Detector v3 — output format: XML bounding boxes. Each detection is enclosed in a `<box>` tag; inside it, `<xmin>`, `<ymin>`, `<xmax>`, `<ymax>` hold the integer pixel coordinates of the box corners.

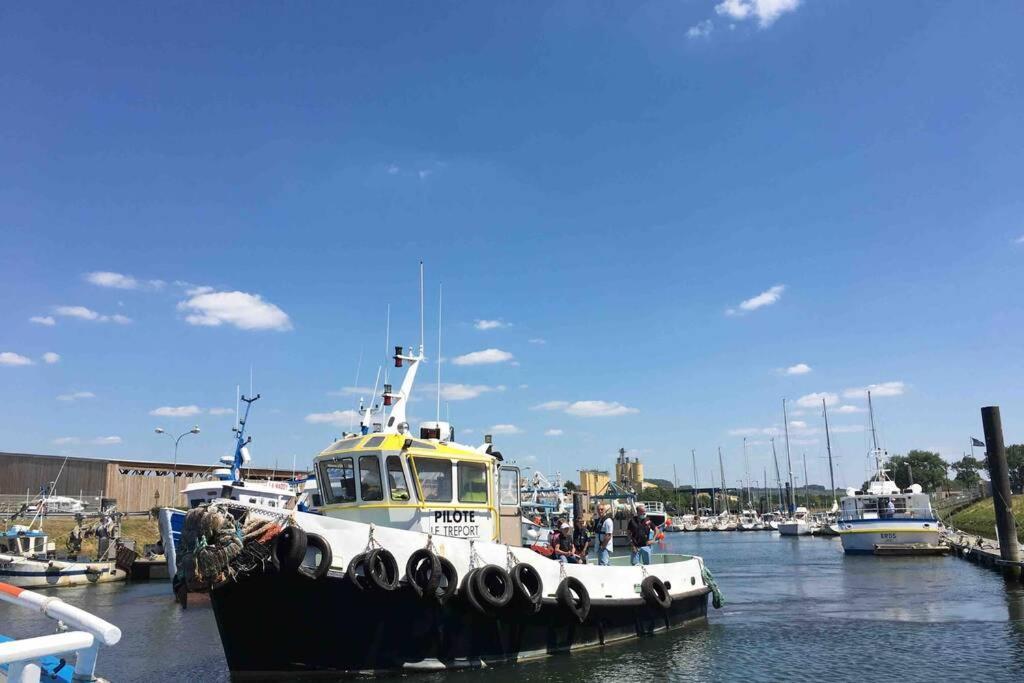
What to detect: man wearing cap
<box><xmin>551</xmin><ymin>519</ymin><xmax>577</xmax><ymax>563</ymax></box>
<box><xmin>628</xmin><ymin>503</ymin><xmax>653</xmax><ymax>565</ymax></box>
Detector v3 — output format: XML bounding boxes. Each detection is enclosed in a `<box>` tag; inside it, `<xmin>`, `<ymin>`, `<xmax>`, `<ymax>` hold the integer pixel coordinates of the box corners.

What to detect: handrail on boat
<box><xmin>0</xmin><ymin>582</ymin><xmax>121</xmax><ymax>683</ymax></box>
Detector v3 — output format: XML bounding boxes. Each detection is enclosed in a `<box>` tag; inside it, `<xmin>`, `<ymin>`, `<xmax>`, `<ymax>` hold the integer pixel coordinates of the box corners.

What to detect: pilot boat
<box><xmin>199</xmin><ymin>285</ymin><xmax>721</xmax><ymax>677</ymax></box>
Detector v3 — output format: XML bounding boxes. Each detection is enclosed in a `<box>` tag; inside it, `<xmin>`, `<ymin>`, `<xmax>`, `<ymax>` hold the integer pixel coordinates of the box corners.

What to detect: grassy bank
<box><xmin>948</xmin><ymin>495</ymin><xmax>1024</xmax><ymax>543</ymax></box>
<box><xmin>10</xmin><ymin>516</ymin><xmax>162</xmax><ymax>559</ymax></box>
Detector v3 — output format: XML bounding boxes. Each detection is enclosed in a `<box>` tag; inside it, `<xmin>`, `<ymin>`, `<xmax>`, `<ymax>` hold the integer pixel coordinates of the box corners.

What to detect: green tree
<box><xmin>563</xmin><ymin>480</ymin><xmax>577</xmax><ymax>492</ymax></box>
<box><xmin>951</xmin><ymin>456</ymin><xmax>983</xmax><ymax>489</ymax></box>
<box><xmin>1006</xmin><ymin>445</ymin><xmax>1024</xmax><ymax>493</ymax></box>
<box><xmin>900</xmin><ymin>450</ymin><xmax>950</xmax><ymax>492</ymax></box>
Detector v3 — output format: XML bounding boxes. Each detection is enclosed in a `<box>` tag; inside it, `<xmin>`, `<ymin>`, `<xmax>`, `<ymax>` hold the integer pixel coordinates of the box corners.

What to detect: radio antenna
<box><xmin>419</xmin><ymin>260</ymin><xmax>425</xmax><ymax>356</ymax></box>
<box><xmin>436</xmin><ymin>283</ymin><xmax>442</xmax><ymax>424</ymax></box>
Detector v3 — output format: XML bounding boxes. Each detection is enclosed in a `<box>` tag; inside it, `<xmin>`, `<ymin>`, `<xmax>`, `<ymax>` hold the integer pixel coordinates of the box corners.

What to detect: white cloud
<box><xmin>328</xmin><ymin>386</ymin><xmax>375</xmax><ymax>397</ymax></box>
<box><xmin>842</xmin><ymin>381</ymin><xmax>905</xmax><ymax>399</ymax></box>
<box><xmin>789</xmin><ymin>420</ymin><xmax>807</xmax><ymax>429</ymax></box>
<box><xmin>57</xmin><ymin>391</ymin><xmax>95</xmax><ymax>402</ymax></box>
<box><xmin>30</xmin><ymin>316</ymin><xmax>55</xmax><ymax>326</ymax></box>
<box><xmin>829</xmin><ymin>425</ymin><xmax>865</xmax><ymax>434</ymax></box>
<box><xmin>532</xmin><ymin>400</ymin><xmax>569</xmax><ymax>411</ymax></box>
<box><xmin>834</xmin><ymin>404</ymin><xmax>865</xmax><ymax>414</ymax></box>
<box><xmin>715</xmin><ymin>0</ymin><xmax>801</xmax><ymax>27</ymax></box>
<box><xmin>795</xmin><ymin>392</ymin><xmax>839</xmax><ymax>408</ymax></box>
<box><xmin>53</xmin><ymin>437</ymin><xmax>79</xmax><ymax>445</ymax></box>
<box><xmin>1015</xmin><ymin>235</ymin><xmax>1024</xmax><ymax>244</ymax></box>
<box><xmin>387</xmin><ymin>164</ymin><xmax>400</xmax><ymax>175</ymax></box>
<box><xmin>545</xmin><ymin>429</ymin><xmax>564</xmax><ymax>436</ymax></box>
<box><xmin>518</xmin><ymin>384</ymin><xmax>529</xmax><ymax>389</ymax></box>
<box><xmin>418</xmin><ymin>169</ymin><xmax>432</xmax><ymax>180</ymax></box>
<box><xmin>177</xmin><ymin>290</ymin><xmax>292</xmax><ymax>331</ymax></box>
<box><xmin>92</xmin><ymin>436</ymin><xmax>122</xmax><ymax>445</ymax></box>
<box><xmin>785</xmin><ymin>363</ymin><xmax>812</xmax><ymax>375</ymax></box>
<box><xmin>687</xmin><ymin>19</ymin><xmax>713</xmax><ymax>38</ymax></box>
<box><xmin>42</xmin><ymin>352</ymin><xmax>60</xmax><ymax>364</ymax></box>
<box><xmin>728</xmin><ymin>427</ymin><xmax>760</xmax><ymax>436</ymax></box>
<box><xmin>565</xmin><ymin>400</ymin><xmax>639</xmax><ymax>418</ymax></box>
<box><xmin>0</xmin><ymin>352</ymin><xmax>34</xmax><ymax>366</ymax></box>
<box><xmin>304</xmin><ymin>409</ymin><xmax>361</xmax><ymax>426</ymax></box>
<box><xmin>85</xmin><ymin>271</ymin><xmax>139</xmax><ymax>289</ymax></box>
<box><xmin>489</xmin><ymin>424</ymin><xmax>522</xmax><ymax>435</ymax></box>
<box><xmin>53</xmin><ymin>306</ymin><xmax>131</xmax><ymax>324</ymax></box>
<box><xmin>528</xmin><ymin>338</ymin><xmax>546</xmax><ymax>345</ymax></box>
<box><xmin>451</xmin><ymin>348</ymin><xmax>514</xmax><ymax>366</ymax></box>
<box><xmin>726</xmin><ymin>284</ymin><xmax>785</xmax><ymax>316</ymax></box>
<box><xmin>208</xmin><ymin>407</ymin><xmax>234</xmax><ymax>415</ymax></box>
<box><xmin>474</xmin><ymin>319</ymin><xmax>510</xmax><ymax>331</ymax></box>
<box><xmin>437</xmin><ymin>383</ymin><xmax>505</xmax><ymax>401</ymax></box>
<box><xmin>149</xmin><ymin>405</ymin><xmax>202</xmax><ymax>417</ymax></box>
<box><xmin>789</xmin><ymin>438</ymin><xmax>818</xmax><ymax>446</ymax></box>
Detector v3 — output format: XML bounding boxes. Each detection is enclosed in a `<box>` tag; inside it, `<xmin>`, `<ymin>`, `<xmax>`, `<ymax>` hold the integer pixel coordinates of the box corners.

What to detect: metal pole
<box><xmin>783</xmin><ymin>399</ymin><xmax>795</xmax><ymax>515</ymax></box>
<box><xmin>980</xmin><ymin>406</ymin><xmax>1021</xmax><ymax>574</ymax></box>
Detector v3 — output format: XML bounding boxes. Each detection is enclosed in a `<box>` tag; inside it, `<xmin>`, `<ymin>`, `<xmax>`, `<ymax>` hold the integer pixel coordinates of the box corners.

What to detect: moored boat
<box><xmin>0</xmin><ymin>526</ymin><xmax>125</xmax><ymax>589</ymax></box>
<box><xmin>777</xmin><ymin>507</ymin><xmax>812</xmax><ymax>536</ymax></box>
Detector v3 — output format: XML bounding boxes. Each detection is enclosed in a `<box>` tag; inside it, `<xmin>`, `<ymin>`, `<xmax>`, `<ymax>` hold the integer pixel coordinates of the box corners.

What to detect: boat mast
<box><xmin>783</xmin><ymin>399</ymin><xmax>795</xmax><ymax>514</ymax></box>
<box><xmin>801</xmin><ymin>451</ymin><xmax>809</xmax><ymax>509</ymax></box>
<box><xmin>771</xmin><ymin>437</ymin><xmax>784</xmax><ymax>513</ymax></box>
<box><xmin>718</xmin><ymin>447</ymin><xmax>728</xmax><ymax>515</ymax></box>
<box><xmin>436</xmin><ymin>283</ymin><xmax>442</xmax><ymax>424</ymax></box>
<box><xmin>743</xmin><ymin>436</ymin><xmax>750</xmax><ymax>509</ymax></box>
<box><xmin>868</xmin><ymin>389</ymin><xmax>879</xmax><ymax>451</ymax></box>
<box><xmin>823</xmin><ymin>398</ymin><xmax>837</xmax><ymax>507</ymax></box>
<box><xmin>691</xmin><ymin>449</ymin><xmax>699</xmax><ymax>516</ymax></box>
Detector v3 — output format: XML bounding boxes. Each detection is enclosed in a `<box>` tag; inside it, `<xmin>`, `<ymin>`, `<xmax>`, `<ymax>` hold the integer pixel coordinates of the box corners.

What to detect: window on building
<box><xmin>359</xmin><ymin>456</ymin><xmax>383</xmax><ymax>501</ymax></box>
<box><xmin>413</xmin><ymin>458</ymin><xmax>452</xmax><ymax>502</ymax></box>
<box><xmin>322</xmin><ymin>457</ymin><xmax>356</xmax><ymax>503</ymax></box>
<box><xmin>386</xmin><ymin>456</ymin><xmax>411</xmax><ymax>501</ymax></box>
<box><xmin>458</xmin><ymin>462</ymin><xmax>488</xmax><ymax>503</ymax></box>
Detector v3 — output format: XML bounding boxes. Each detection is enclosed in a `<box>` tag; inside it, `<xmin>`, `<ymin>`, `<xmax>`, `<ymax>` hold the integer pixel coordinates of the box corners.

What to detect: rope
<box><xmin>505</xmin><ymin>545</ymin><xmax>519</xmax><ymax>572</ymax></box>
<box><xmin>424</xmin><ymin>533</ymin><xmax>435</xmax><ymax>553</ymax></box>
<box><xmin>559</xmin><ymin>559</ymin><xmax>567</xmax><ymax>580</ymax></box>
<box><xmin>468</xmin><ymin>540</ymin><xmax>483</xmax><ymax>570</ymax></box>
<box><xmin>701</xmin><ymin>563</ymin><xmax>724</xmax><ymax>609</ymax></box>
<box><xmin>364</xmin><ymin>523</ymin><xmax>383</xmax><ymax>552</ymax></box>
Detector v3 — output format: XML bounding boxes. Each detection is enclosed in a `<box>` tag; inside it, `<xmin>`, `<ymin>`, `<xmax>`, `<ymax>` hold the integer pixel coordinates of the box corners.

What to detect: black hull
<box><xmin>210</xmin><ymin>571</ymin><xmax>709</xmax><ymax>678</ymax></box>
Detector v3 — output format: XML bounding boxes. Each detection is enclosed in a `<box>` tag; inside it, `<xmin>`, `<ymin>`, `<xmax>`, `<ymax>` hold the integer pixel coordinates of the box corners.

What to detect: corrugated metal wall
<box><xmin>0</xmin><ymin>452</ymin><xmax>108</xmax><ymax>499</ymax></box>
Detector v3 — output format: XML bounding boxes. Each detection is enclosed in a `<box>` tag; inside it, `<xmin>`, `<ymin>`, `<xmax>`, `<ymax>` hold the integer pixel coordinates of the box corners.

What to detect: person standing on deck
<box><xmin>628</xmin><ymin>503</ymin><xmax>653</xmax><ymax>565</ymax></box>
<box><xmin>552</xmin><ymin>521</ymin><xmax>576</xmax><ymax>563</ymax></box>
<box><xmin>596</xmin><ymin>504</ymin><xmax>614</xmax><ymax>566</ymax></box>
<box><xmin>572</xmin><ymin>517</ymin><xmax>592</xmax><ymax>564</ymax></box>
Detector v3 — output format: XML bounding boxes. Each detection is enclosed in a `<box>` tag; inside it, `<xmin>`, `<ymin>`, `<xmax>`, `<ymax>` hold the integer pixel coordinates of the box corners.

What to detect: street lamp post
<box><xmin>154</xmin><ymin>425</ymin><xmax>201</xmax><ymax>477</ymax></box>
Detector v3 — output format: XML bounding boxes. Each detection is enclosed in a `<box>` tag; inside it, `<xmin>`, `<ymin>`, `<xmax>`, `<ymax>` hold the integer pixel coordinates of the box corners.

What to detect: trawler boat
<box><xmin>197</xmin><ymin>283</ymin><xmax>720</xmax><ymax>677</ymax></box>
<box><xmin>157</xmin><ymin>394</ymin><xmax>297</xmax><ymax>579</ymax></box>
<box><xmin>0</xmin><ymin>526</ymin><xmax>124</xmax><ymax>589</ymax></box>
<box><xmin>837</xmin><ymin>452</ymin><xmax>939</xmax><ymax>553</ymax></box>
<box><xmin>777</xmin><ymin>507</ymin><xmax>812</xmax><ymax>536</ymax></box>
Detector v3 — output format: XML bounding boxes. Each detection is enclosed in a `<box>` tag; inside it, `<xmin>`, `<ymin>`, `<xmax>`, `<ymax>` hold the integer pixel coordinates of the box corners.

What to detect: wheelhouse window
<box><xmin>359</xmin><ymin>455</ymin><xmax>383</xmax><ymax>501</ymax></box>
<box><xmin>413</xmin><ymin>458</ymin><xmax>452</xmax><ymax>502</ymax></box>
<box><xmin>458</xmin><ymin>462</ymin><xmax>488</xmax><ymax>503</ymax></box>
<box><xmin>322</xmin><ymin>457</ymin><xmax>356</xmax><ymax>503</ymax></box>
<box><xmin>499</xmin><ymin>467</ymin><xmax>520</xmax><ymax>506</ymax></box>
<box><xmin>386</xmin><ymin>456</ymin><xmax>411</xmax><ymax>501</ymax></box>
<box><xmin>364</xmin><ymin>436</ymin><xmax>386</xmax><ymax>448</ymax></box>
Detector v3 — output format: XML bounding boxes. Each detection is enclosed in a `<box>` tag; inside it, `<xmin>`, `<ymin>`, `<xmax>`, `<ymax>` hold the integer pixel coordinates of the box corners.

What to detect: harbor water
<box><xmin>2</xmin><ymin>532</ymin><xmax>1023</xmax><ymax>681</ymax></box>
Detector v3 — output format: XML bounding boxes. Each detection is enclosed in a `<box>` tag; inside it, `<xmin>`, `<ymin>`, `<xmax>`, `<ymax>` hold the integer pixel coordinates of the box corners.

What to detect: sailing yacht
<box><xmin>777</xmin><ymin>506</ymin><xmax>812</xmax><ymax>536</ymax></box>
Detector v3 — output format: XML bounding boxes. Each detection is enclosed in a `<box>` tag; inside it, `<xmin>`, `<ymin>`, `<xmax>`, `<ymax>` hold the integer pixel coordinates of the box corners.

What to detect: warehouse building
<box><xmin>0</xmin><ymin>451</ymin><xmax>297</xmax><ymax>513</ymax></box>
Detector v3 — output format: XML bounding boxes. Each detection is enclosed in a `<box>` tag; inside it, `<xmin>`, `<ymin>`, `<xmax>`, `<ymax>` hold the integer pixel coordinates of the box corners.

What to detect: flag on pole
<box><xmin>971</xmin><ymin>437</ymin><xmax>985</xmax><ymax>448</ymax></box>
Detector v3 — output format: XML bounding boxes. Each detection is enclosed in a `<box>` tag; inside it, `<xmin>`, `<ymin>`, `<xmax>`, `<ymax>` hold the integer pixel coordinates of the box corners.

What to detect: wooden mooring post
<box><xmin>981</xmin><ymin>406</ymin><xmax>1022</xmax><ymax>579</ymax></box>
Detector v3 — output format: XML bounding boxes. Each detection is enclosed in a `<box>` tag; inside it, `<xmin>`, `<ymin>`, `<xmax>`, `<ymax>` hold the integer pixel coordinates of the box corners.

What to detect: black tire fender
<box><xmin>641</xmin><ymin>575</ymin><xmax>672</xmax><ymax>610</ymax></box>
<box><xmin>459</xmin><ymin>568</ymin><xmax>487</xmax><ymax>614</ymax></box>
<box><xmin>347</xmin><ymin>552</ymin><xmax>369</xmax><ymax>590</ymax></box>
<box><xmin>405</xmin><ymin>548</ymin><xmax>442</xmax><ymax>598</ymax></box>
<box><xmin>511</xmin><ymin>563</ymin><xmax>543</xmax><ymax>611</ymax></box>
<box><xmin>298</xmin><ymin>533</ymin><xmax>332</xmax><ymax>580</ymax></box>
<box><xmin>434</xmin><ymin>556</ymin><xmax>458</xmax><ymax>604</ymax></box>
<box><xmin>473</xmin><ymin>564</ymin><xmax>513</xmax><ymax>609</ymax></box>
<box><xmin>556</xmin><ymin>576</ymin><xmax>590</xmax><ymax>623</ymax></box>
<box><xmin>366</xmin><ymin>548</ymin><xmax>400</xmax><ymax>591</ymax></box>
<box><xmin>275</xmin><ymin>525</ymin><xmax>308</xmax><ymax>574</ymax></box>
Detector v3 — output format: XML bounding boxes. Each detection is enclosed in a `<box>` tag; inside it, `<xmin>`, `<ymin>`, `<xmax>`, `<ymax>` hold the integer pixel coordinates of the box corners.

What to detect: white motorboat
<box><xmin>837</xmin><ymin>392</ymin><xmax>941</xmax><ymax>554</ymax></box>
<box><xmin>0</xmin><ymin>526</ymin><xmax>125</xmax><ymax>589</ymax></box>
<box><xmin>737</xmin><ymin>509</ymin><xmax>761</xmax><ymax>531</ymax></box>
<box><xmin>777</xmin><ymin>507</ymin><xmax>813</xmax><ymax>536</ymax></box>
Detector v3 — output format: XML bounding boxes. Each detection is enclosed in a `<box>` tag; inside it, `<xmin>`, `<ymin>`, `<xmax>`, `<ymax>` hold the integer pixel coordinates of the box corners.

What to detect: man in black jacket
<box><xmin>627</xmin><ymin>503</ymin><xmax>652</xmax><ymax>565</ymax></box>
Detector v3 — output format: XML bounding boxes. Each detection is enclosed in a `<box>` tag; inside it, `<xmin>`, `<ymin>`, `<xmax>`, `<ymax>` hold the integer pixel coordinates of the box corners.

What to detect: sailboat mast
<box><xmin>771</xmin><ymin>437</ymin><xmax>783</xmax><ymax>512</ymax></box>
<box><xmin>718</xmin><ymin>447</ymin><xmax>728</xmax><ymax>515</ymax></box>
<box><xmin>691</xmin><ymin>449</ymin><xmax>699</xmax><ymax>516</ymax></box>
<box><xmin>801</xmin><ymin>451</ymin><xmax>809</xmax><ymax>509</ymax></box>
<box><xmin>823</xmin><ymin>398</ymin><xmax>837</xmax><ymax>505</ymax></box>
<box><xmin>743</xmin><ymin>436</ymin><xmax>750</xmax><ymax>508</ymax></box>
<box><xmin>783</xmin><ymin>399</ymin><xmax>795</xmax><ymax>513</ymax></box>
<box><xmin>868</xmin><ymin>389</ymin><xmax>879</xmax><ymax>451</ymax></box>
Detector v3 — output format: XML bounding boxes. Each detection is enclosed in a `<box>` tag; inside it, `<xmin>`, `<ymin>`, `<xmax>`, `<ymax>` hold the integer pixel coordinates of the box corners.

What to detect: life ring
<box><xmin>275</xmin><ymin>526</ymin><xmax>308</xmax><ymax>573</ymax></box>
<box><xmin>556</xmin><ymin>576</ymin><xmax>590</xmax><ymax>623</ymax></box>
<box><xmin>473</xmin><ymin>565</ymin><xmax>513</xmax><ymax>609</ymax></box>
<box><xmin>406</xmin><ymin>548</ymin><xmax>442</xmax><ymax>598</ymax></box>
<box><xmin>641</xmin><ymin>575</ymin><xmax>672</xmax><ymax>610</ymax></box>
<box><xmin>434</xmin><ymin>556</ymin><xmax>458</xmax><ymax>604</ymax></box>
<box><xmin>298</xmin><ymin>533</ymin><xmax>332</xmax><ymax>580</ymax></box>
<box><xmin>366</xmin><ymin>548</ymin><xmax>400</xmax><ymax>591</ymax></box>
<box><xmin>511</xmin><ymin>563</ymin><xmax>543</xmax><ymax>611</ymax></box>
<box><xmin>459</xmin><ymin>568</ymin><xmax>487</xmax><ymax>614</ymax></box>
<box><xmin>347</xmin><ymin>552</ymin><xmax>369</xmax><ymax>590</ymax></box>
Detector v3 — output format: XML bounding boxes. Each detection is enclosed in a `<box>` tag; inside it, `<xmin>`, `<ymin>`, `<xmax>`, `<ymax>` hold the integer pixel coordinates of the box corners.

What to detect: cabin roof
<box><xmin>316</xmin><ymin>433</ymin><xmax>493</xmax><ymax>463</ymax></box>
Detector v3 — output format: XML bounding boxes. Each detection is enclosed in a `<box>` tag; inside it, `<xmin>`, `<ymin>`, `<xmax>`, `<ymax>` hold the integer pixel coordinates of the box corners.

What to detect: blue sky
<box><xmin>2</xmin><ymin>1</ymin><xmax>1022</xmax><ymax>491</ymax></box>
